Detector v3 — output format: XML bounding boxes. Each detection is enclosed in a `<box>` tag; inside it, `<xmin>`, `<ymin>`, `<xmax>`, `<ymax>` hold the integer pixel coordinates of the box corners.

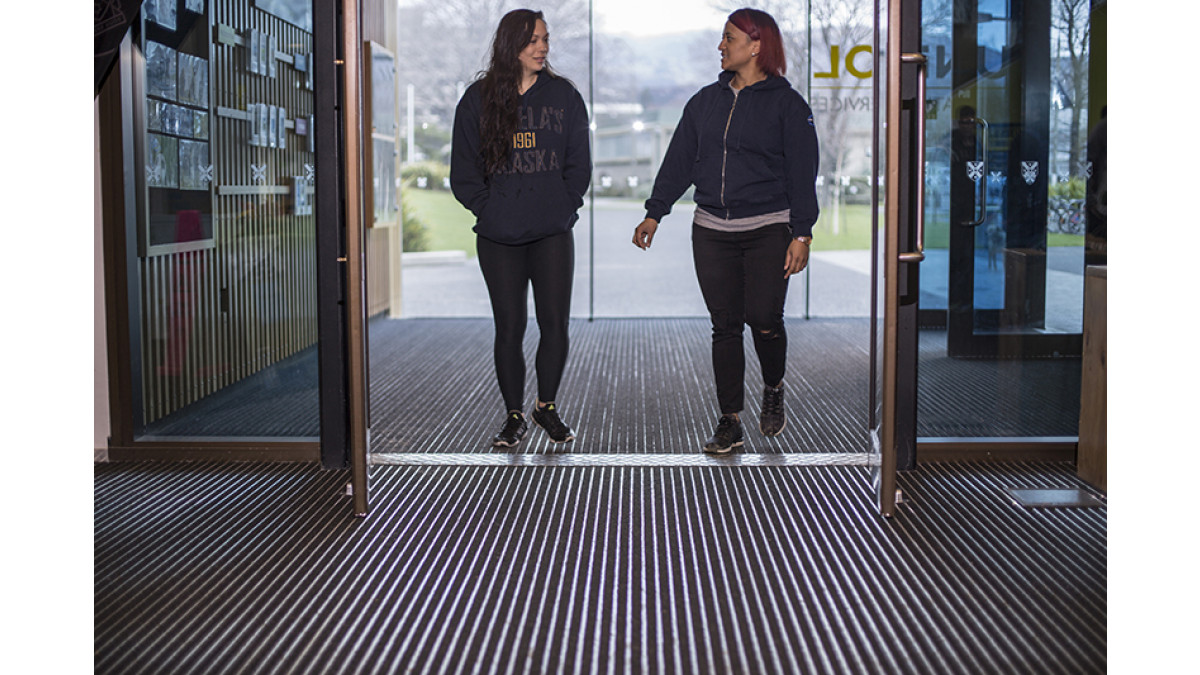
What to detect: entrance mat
<box><xmin>1006</xmin><ymin>487</ymin><xmax>1106</xmax><ymax>508</ymax></box>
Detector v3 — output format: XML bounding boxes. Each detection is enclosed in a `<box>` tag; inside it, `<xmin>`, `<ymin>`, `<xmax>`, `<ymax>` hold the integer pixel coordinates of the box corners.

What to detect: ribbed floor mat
<box><xmin>367</xmin><ymin>317</ymin><xmax>872</xmax><ymax>454</ymax></box>
<box><xmin>95</xmin><ymin>460</ymin><xmax>1105</xmax><ymax>674</ymax></box>
<box><xmin>140</xmin><ymin>318</ymin><xmax>1081</xmax><ymax>445</ymax></box>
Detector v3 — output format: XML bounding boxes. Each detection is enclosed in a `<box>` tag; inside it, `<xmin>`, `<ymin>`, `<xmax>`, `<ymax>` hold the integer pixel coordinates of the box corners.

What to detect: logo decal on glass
<box><xmin>1085</xmin><ymin>161</ymin><xmax>1093</xmax><ymax>179</ymax></box>
<box><xmin>200</xmin><ymin>164</ymin><xmax>213</xmax><ymax>184</ymax></box>
<box><xmin>304</xmin><ymin>163</ymin><xmax>315</xmax><ymax>184</ymax></box>
<box><xmin>1021</xmin><ymin>161</ymin><xmax>1039</xmax><ymax>185</ymax></box>
<box><xmin>967</xmin><ymin>161</ymin><xmax>984</xmax><ymax>182</ymax></box>
<box><xmin>251</xmin><ymin>163</ymin><xmax>268</xmax><ymax>184</ymax></box>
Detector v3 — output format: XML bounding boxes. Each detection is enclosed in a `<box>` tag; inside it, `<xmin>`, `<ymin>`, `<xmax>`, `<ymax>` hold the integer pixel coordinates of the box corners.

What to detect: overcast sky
<box><xmin>594</xmin><ymin>0</ymin><xmax>727</xmax><ymax>37</ymax></box>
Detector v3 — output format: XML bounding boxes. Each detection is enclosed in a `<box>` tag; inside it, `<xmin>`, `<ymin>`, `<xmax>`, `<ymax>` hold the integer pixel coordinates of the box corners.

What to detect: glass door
<box><xmin>98</xmin><ymin>0</ymin><xmax>369</xmax><ymax>506</ymax></box>
<box><xmin>922</xmin><ymin>0</ymin><xmax>1098</xmax><ymax>358</ymax></box>
<box><xmin>105</xmin><ymin>0</ymin><xmax>325</xmax><ymax>447</ymax></box>
<box><xmin>917</xmin><ymin>0</ymin><xmax>1104</xmax><ymax>438</ymax></box>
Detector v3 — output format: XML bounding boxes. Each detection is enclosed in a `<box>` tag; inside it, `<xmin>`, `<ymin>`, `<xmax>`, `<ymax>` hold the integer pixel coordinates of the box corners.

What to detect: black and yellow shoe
<box><xmin>532</xmin><ymin>402</ymin><xmax>575</xmax><ymax>443</ymax></box>
<box><xmin>492</xmin><ymin>411</ymin><xmax>529</xmax><ymax>448</ymax></box>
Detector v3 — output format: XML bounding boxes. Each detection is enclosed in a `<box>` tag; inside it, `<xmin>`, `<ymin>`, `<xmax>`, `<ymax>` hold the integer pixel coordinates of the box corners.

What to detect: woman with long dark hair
<box><xmin>632</xmin><ymin>8</ymin><xmax>820</xmax><ymax>454</ymax></box>
<box><xmin>451</xmin><ymin>9</ymin><xmax>591</xmax><ymax>448</ymax></box>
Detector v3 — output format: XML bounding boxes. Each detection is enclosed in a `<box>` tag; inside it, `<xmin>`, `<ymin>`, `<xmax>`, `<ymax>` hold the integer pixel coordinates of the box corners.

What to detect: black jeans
<box><xmin>476</xmin><ymin>230</ymin><xmax>574</xmax><ymax>412</ymax></box>
<box><xmin>692</xmin><ymin>222</ymin><xmax>792</xmax><ymax>415</ymax></box>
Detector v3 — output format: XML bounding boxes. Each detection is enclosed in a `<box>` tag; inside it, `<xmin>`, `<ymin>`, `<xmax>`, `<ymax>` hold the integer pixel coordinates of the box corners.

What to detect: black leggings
<box><xmin>476</xmin><ymin>231</ymin><xmax>574</xmax><ymax>412</ymax></box>
<box><xmin>692</xmin><ymin>222</ymin><xmax>792</xmax><ymax>415</ymax></box>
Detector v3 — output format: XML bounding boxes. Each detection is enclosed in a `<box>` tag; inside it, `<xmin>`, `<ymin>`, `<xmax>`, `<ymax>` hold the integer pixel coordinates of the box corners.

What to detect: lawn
<box><xmin>401</xmin><ymin>189</ymin><xmax>1084</xmax><ymax>255</ymax></box>
<box><xmin>401</xmin><ymin>187</ymin><xmax>478</xmax><ymax>255</ymax></box>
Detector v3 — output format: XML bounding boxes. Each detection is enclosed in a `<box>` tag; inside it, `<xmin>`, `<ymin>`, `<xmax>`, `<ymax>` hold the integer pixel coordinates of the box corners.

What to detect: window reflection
<box><xmin>130</xmin><ymin>0</ymin><xmax>319</xmax><ymax>437</ymax></box>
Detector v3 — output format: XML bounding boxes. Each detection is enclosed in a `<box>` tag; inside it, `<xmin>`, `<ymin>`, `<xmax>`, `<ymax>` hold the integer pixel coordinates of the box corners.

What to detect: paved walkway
<box><xmin>398</xmin><ymin>197</ymin><xmax>1083</xmax><ymax>331</ymax></box>
<box><xmin>399</xmin><ymin>198</ymin><xmax>875</xmax><ymax>319</ymax></box>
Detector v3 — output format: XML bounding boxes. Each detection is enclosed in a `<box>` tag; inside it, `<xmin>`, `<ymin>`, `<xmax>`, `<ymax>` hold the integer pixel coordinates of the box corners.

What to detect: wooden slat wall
<box><xmin>362</xmin><ymin>0</ymin><xmax>397</xmax><ymax>48</ymax></box>
<box><xmin>140</xmin><ymin>1</ymin><xmax>317</xmax><ymax>424</ymax></box>
<box><xmin>363</xmin><ymin>0</ymin><xmax>397</xmax><ymax>319</ymax></box>
<box><xmin>367</xmin><ymin>227</ymin><xmax>391</xmax><ymax>317</ymax></box>
<box><xmin>139</xmin><ymin>0</ymin><xmax>399</xmax><ymax>425</ymax></box>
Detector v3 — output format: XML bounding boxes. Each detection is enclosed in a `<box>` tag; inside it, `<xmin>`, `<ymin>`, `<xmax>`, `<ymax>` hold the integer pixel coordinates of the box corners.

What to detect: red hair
<box><xmin>728</xmin><ymin>8</ymin><xmax>786</xmax><ymax>77</ymax></box>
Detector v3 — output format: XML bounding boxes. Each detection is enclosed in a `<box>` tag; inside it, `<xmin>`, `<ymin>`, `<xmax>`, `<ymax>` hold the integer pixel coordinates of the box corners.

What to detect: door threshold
<box><xmin>370</xmin><ymin>452</ymin><xmax>880</xmax><ymax>467</ymax></box>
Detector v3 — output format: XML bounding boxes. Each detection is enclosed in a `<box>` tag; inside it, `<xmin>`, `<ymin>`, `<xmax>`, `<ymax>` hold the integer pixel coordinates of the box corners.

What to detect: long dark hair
<box><xmin>478</xmin><ymin>9</ymin><xmax>558</xmax><ymax>174</ymax></box>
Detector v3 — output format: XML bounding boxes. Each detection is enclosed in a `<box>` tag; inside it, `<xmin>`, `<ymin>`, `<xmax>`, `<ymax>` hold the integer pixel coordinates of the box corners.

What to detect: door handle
<box><xmin>963</xmin><ymin>115</ymin><xmax>989</xmax><ymax>227</ymax></box>
<box><xmin>900</xmin><ymin>53</ymin><xmax>927</xmax><ymax>263</ymax></box>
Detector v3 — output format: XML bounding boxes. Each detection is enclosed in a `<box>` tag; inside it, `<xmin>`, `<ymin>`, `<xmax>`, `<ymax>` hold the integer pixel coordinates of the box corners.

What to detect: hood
<box><xmin>523</xmin><ymin>70</ymin><xmax>554</xmax><ymax>97</ymax></box>
<box><xmin>717</xmin><ymin>70</ymin><xmax>792</xmax><ymax>91</ymax></box>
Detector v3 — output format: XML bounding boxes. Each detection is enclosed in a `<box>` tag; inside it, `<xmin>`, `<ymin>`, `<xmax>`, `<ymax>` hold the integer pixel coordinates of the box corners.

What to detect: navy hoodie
<box><xmin>644</xmin><ymin>71</ymin><xmax>819</xmax><ymax>237</ymax></box>
<box><xmin>450</xmin><ymin>72</ymin><xmax>591</xmax><ymax>245</ymax></box>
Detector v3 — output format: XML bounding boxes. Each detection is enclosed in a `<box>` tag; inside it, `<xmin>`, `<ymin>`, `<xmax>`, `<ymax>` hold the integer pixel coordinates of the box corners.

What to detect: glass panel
<box><xmin>127</xmin><ymin>0</ymin><xmax>320</xmax><ymax>439</ymax></box>
<box><xmin>587</xmin><ymin>1</ymin><xmax>878</xmax><ymax>320</ymax></box>
<box><xmin>388</xmin><ymin>0</ymin><xmax>881</xmax><ymax>455</ymax></box>
<box><xmin>587</xmin><ymin>0</ymin><xmax>727</xmax><ymax>317</ymax></box>
<box><xmin>394</xmin><ymin>1</ymin><xmax>883</xmax><ymax>323</ymax></box>
<box><xmin>917</xmin><ymin>0</ymin><xmax>1103</xmax><ymax>437</ymax></box>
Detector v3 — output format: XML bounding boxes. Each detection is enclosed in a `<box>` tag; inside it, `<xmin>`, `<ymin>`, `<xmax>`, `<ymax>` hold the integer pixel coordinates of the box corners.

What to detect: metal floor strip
<box><xmin>370</xmin><ymin>452</ymin><xmax>880</xmax><ymax>467</ymax></box>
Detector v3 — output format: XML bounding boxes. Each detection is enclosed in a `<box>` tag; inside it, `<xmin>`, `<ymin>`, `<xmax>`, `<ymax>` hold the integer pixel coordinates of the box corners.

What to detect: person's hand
<box><xmin>784</xmin><ymin>238</ymin><xmax>810</xmax><ymax>278</ymax></box>
<box><xmin>633</xmin><ymin>218</ymin><xmax>659</xmax><ymax>250</ymax></box>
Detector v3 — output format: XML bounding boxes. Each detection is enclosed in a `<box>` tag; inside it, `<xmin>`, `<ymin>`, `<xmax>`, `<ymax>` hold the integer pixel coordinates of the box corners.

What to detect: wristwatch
<box><xmin>795</xmin><ymin>236</ymin><xmax>812</xmax><ymax>245</ymax></box>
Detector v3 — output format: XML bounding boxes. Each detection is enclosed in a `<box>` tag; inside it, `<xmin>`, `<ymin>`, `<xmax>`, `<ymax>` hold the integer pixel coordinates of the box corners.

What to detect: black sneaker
<box><xmin>703</xmin><ymin>415</ymin><xmax>744</xmax><ymax>454</ymax></box>
<box><xmin>532</xmin><ymin>402</ymin><xmax>575</xmax><ymax>443</ymax></box>
<box><xmin>492</xmin><ymin>411</ymin><xmax>528</xmax><ymax>448</ymax></box>
<box><xmin>760</xmin><ymin>384</ymin><xmax>786</xmax><ymax>436</ymax></box>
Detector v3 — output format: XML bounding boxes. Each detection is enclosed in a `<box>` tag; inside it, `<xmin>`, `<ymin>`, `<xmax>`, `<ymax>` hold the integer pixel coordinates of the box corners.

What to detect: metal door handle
<box><xmin>964</xmin><ymin>116</ymin><xmax>989</xmax><ymax>227</ymax></box>
<box><xmin>900</xmin><ymin>53</ymin><xmax>927</xmax><ymax>263</ymax></box>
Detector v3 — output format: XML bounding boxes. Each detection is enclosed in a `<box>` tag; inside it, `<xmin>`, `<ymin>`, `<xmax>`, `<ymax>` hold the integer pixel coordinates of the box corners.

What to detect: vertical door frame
<box><xmin>338</xmin><ymin>0</ymin><xmax>371</xmax><ymax>516</ymax></box>
<box><xmin>881</xmin><ymin>0</ymin><xmax>926</xmax><ymax>516</ymax></box>
<box><xmin>99</xmin><ymin>32</ymin><xmax>141</xmax><ymax>452</ymax></box>
<box><xmin>315</xmin><ymin>0</ymin><xmax>350</xmax><ymax>470</ymax></box>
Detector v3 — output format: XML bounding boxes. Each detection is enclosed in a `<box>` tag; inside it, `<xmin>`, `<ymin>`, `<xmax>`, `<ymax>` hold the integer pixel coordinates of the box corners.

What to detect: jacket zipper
<box><xmin>720</xmin><ymin>90</ymin><xmax>739</xmax><ymax>216</ymax></box>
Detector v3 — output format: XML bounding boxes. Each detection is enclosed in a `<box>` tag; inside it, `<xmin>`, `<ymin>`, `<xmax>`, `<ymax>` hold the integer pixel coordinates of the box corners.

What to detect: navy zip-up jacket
<box><xmin>451</xmin><ymin>72</ymin><xmax>591</xmax><ymax>245</ymax></box>
<box><xmin>644</xmin><ymin>71</ymin><xmax>819</xmax><ymax>238</ymax></box>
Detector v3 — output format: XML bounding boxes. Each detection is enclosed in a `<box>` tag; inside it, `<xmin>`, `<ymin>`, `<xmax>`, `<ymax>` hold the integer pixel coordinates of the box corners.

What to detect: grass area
<box><xmin>401</xmin><ymin>188</ymin><xmax>477</xmax><ymax>255</ymax></box>
<box><xmin>1048</xmin><ymin>233</ymin><xmax>1085</xmax><ymax>247</ymax></box>
<box><xmin>811</xmin><ymin>203</ymin><xmax>875</xmax><ymax>250</ymax></box>
<box><xmin>402</xmin><ymin>189</ymin><xmax>1084</xmax><ymax>255</ymax></box>
<box><xmin>810</xmin><ymin>204</ymin><xmax>1085</xmax><ymax>249</ymax></box>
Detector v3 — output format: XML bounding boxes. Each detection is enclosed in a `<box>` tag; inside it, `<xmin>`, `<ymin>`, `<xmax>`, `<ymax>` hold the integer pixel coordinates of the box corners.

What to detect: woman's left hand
<box><xmin>784</xmin><ymin>239</ymin><xmax>810</xmax><ymax>279</ymax></box>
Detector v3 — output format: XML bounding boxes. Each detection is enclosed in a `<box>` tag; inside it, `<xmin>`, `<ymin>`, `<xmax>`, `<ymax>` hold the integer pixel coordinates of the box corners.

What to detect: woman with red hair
<box><xmin>632</xmin><ymin>8</ymin><xmax>820</xmax><ymax>454</ymax></box>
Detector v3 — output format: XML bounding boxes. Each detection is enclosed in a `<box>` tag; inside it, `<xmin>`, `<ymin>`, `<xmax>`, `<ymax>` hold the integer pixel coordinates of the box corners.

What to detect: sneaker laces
<box><xmin>763</xmin><ymin>386</ymin><xmax>784</xmax><ymax>415</ymax></box>
<box><xmin>537</xmin><ymin>403</ymin><xmax>569</xmax><ymax>434</ymax></box>
<box><xmin>502</xmin><ymin>411</ymin><xmax>525</xmax><ymax>434</ymax></box>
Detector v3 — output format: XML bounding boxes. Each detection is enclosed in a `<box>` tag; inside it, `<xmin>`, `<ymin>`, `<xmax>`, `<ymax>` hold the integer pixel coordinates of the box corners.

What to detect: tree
<box><xmin>1051</xmin><ymin>0</ymin><xmax>1090</xmax><ymax>177</ymax></box>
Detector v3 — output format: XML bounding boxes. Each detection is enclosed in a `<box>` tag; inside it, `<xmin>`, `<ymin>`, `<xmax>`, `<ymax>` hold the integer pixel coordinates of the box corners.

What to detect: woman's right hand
<box><xmin>632</xmin><ymin>218</ymin><xmax>659</xmax><ymax>250</ymax></box>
